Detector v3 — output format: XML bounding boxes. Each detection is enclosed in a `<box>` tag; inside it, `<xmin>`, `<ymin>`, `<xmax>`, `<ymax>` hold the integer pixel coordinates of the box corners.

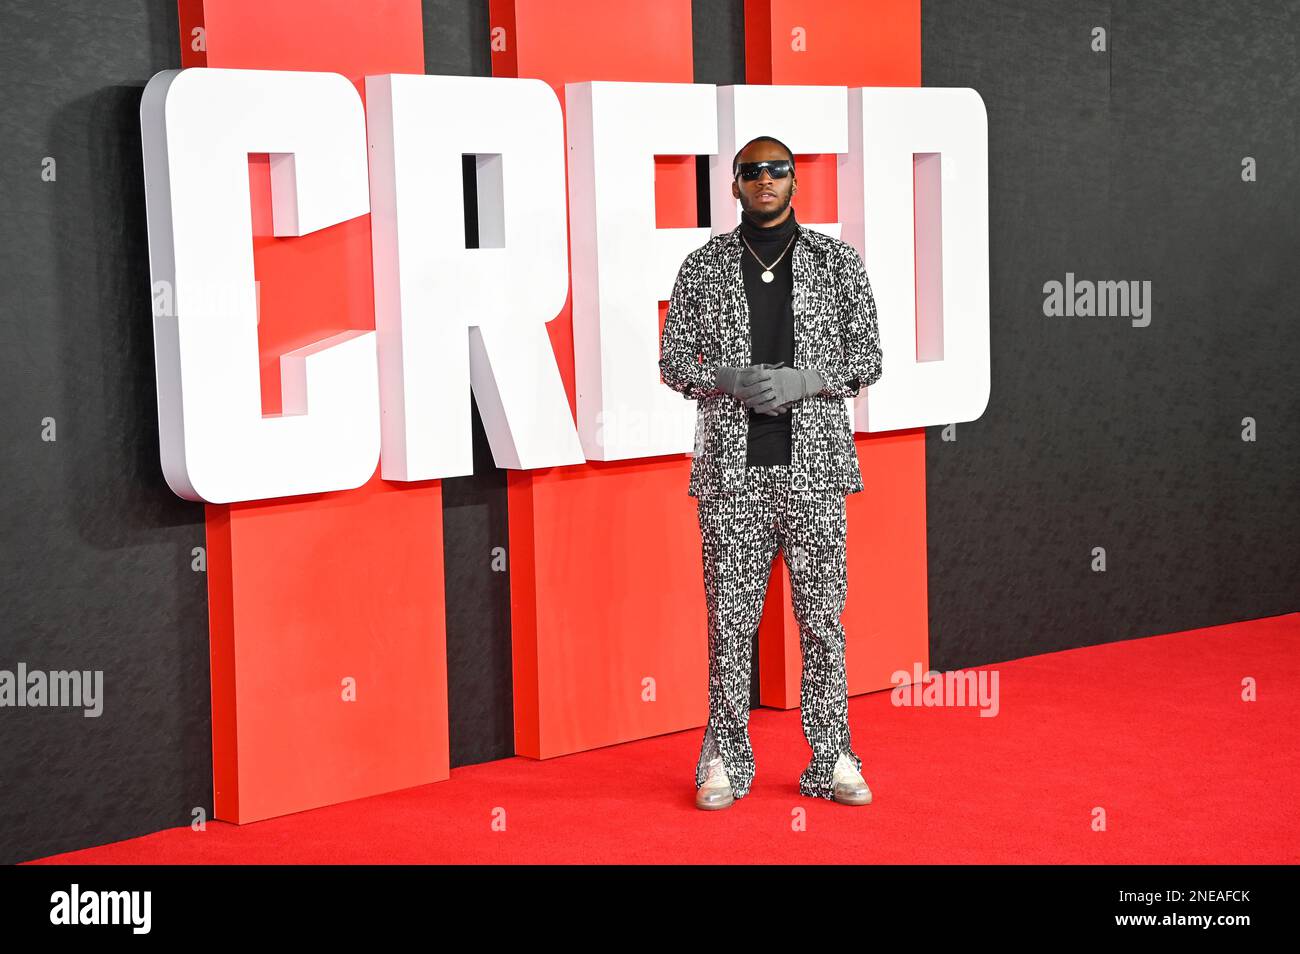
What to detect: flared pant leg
<box><xmin>694</xmin><ymin>477</ymin><xmax>779</xmax><ymax>799</ymax></box>
<box><xmin>779</xmin><ymin>489</ymin><xmax>862</xmax><ymax>800</ymax></box>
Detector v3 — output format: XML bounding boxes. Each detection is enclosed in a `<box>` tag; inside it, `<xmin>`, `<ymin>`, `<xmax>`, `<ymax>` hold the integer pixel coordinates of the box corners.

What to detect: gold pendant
<box><xmin>761</xmin><ymin>270</ymin><xmax>774</xmax><ymax>283</ymax></box>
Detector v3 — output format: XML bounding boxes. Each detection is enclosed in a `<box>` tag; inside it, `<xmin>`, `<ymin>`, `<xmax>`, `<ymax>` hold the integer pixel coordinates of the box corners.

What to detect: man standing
<box><xmin>658</xmin><ymin>136</ymin><xmax>883</xmax><ymax>810</ymax></box>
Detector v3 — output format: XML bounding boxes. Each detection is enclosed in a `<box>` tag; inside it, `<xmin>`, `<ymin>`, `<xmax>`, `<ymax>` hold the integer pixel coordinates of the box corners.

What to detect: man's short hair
<box><xmin>732</xmin><ymin>136</ymin><xmax>796</xmax><ymax>178</ymax></box>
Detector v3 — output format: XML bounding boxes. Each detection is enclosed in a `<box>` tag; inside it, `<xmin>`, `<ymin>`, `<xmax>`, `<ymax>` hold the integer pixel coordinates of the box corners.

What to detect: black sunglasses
<box><xmin>735</xmin><ymin>159</ymin><xmax>794</xmax><ymax>181</ymax></box>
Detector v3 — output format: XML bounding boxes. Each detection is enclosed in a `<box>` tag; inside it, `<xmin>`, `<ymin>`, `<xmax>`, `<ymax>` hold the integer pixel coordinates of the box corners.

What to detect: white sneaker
<box><xmin>702</xmin><ymin>757</ymin><xmax>729</xmax><ymax>787</ymax></box>
<box><xmin>832</xmin><ymin>753</ymin><xmax>872</xmax><ymax>805</ymax></box>
<box><xmin>696</xmin><ymin>756</ymin><xmax>734</xmax><ymax>810</ymax></box>
<box><xmin>832</xmin><ymin>753</ymin><xmax>861</xmax><ymax>783</ymax></box>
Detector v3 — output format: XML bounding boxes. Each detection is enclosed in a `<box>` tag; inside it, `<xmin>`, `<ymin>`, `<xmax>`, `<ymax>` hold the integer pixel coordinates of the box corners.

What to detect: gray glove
<box><xmin>746</xmin><ymin>362</ymin><xmax>824</xmax><ymax>414</ymax></box>
<box><xmin>713</xmin><ymin>364</ymin><xmax>778</xmax><ymax>406</ymax></box>
<box><xmin>754</xmin><ymin>361</ymin><xmax>793</xmax><ymax>416</ymax></box>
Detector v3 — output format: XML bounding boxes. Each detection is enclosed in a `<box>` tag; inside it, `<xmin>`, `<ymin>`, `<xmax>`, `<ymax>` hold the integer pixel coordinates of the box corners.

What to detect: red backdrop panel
<box><xmin>497</xmin><ymin>0</ymin><xmax>926</xmax><ymax>760</ymax></box>
<box><xmin>182</xmin><ymin>0</ymin><xmax>446</xmax><ymax>823</ymax></box>
<box><xmin>744</xmin><ymin>0</ymin><xmax>929</xmax><ymax>710</ymax></box>
<box><xmin>491</xmin><ymin>0</ymin><xmax>707</xmax><ymax>758</ymax></box>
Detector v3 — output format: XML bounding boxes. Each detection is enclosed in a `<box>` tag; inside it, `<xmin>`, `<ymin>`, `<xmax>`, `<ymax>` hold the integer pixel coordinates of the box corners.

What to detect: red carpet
<box><xmin>26</xmin><ymin>613</ymin><xmax>1300</xmax><ymax>864</ymax></box>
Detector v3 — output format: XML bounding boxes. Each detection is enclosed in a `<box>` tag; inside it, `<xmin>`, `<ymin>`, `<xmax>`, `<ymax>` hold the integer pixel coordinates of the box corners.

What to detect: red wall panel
<box><xmin>491</xmin><ymin>0</ymin><xmax>708</xmax><ymax>759</ymax></box>
<box><xmin>498</xmin><ymin>0</ymin><xmax>926</xmax><ymax>759</ymax></box>
<box><xmin>182</xmin><ymin>0</ymin><xmax>446</xmax><ymax>823</ymax></box>
<box><xmin>746</xmin><ymin>0</ymin><xmax>929</xmax><ymax>708</ymax></box>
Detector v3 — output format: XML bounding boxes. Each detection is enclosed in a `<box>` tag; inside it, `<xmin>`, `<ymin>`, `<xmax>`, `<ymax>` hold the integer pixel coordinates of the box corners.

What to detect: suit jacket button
<box><xmin>791</xmin><ymin>470</ymin><xmax>810</xmax><ymax>491</ymax></box>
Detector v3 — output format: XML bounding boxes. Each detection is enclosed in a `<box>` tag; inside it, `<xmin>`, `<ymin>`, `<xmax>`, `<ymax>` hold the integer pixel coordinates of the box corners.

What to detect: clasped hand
<box><xmin>714</xmin><ymin>362</ymin><xmax>816</xmax><ymax>415</ymax></box>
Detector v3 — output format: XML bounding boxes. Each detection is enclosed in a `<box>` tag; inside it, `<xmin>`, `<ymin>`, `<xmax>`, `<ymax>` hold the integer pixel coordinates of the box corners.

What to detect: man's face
<box><xmin>731</xmin><ymin>142</ymin><xmax>797</xmax><ymax>224</ymax></box>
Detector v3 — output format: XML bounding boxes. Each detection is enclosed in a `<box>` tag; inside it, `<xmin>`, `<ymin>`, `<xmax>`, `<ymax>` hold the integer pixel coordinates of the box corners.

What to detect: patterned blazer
<box><xmin>658</xmin><ymin>221</ymin><xmax>883</xmax><ymax>498</ymax></box>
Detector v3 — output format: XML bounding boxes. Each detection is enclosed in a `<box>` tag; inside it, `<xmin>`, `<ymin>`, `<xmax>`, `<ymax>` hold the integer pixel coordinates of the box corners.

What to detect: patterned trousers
<box><xmin>693</xmin><ymin>463</ymin><xmax>862</xmax><ymax>800</ymax></box>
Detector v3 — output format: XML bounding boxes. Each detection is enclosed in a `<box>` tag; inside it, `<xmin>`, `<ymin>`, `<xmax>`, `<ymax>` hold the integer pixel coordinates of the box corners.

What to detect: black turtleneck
<box><xmin>739</xmin><ymin>206</ymin><xmax>800</xmax><ymax>465</ymax></box>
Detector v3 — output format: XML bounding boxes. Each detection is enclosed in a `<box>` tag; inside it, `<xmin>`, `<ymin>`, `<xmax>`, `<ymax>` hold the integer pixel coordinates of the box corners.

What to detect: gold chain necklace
<box><xmin>741</xmin><ymin>231</ymin><xmax>797</xmax><ymax>283</ymax></box>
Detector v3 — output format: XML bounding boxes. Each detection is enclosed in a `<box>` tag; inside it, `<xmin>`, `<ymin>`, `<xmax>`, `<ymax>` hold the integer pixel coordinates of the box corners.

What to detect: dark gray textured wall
<box><xmin>1</xmin><ymin>0</ymin><xmax>1294</xmax><ymax>865</ymax></box>
<box><xmin>921</xmin><ymin>0</ymin><xmax>1299</xmax><ymax>669</ymax></box>
<box><xmin>0</xmin><ymin>0</ymin><xmax>204</xmax><ymax>866</ymax></box>
<box><xmin>425</xmin><ymin>0</ymin><xmax>519</xmax><ymax>783</ymax></box>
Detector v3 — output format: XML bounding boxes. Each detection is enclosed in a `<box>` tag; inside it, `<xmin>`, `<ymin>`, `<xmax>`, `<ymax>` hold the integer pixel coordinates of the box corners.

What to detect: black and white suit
<box><xmin>658</xmin><ymin>221</ymin><xmax>883</xmax><ymax>497</ymax></box>
<box><xmin>658</xmin><ymin>220</ymin><xmax>884</xmax><ymax>800</ymax></box>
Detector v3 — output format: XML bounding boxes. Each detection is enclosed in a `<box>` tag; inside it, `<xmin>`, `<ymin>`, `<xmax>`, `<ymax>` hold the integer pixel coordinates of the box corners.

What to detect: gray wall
<box><xmin>921</xmin><ymin>0</ymin><xmax>1299</xmax><ymax>668</ymax></box>
<box><xmin>1</xmin><ymin>0</ymin><xmax>205</xmax><ymax>866</ymax></box>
